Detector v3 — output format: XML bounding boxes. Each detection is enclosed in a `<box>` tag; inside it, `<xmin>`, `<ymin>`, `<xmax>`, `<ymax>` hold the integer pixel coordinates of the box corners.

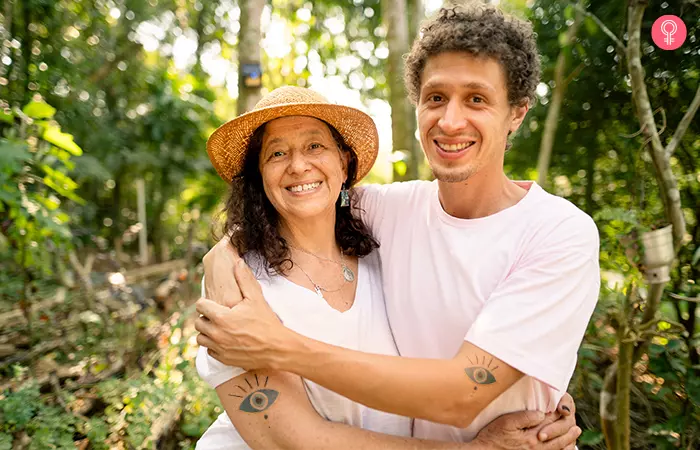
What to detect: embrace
<box><xmin>194</xmin><ymin>4</ymin><xmax>600</xmax><ymax>450</ymax></box>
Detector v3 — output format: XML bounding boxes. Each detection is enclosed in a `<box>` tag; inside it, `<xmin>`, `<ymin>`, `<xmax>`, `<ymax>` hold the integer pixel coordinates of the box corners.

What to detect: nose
<box><xmin>438</xmin><ymin>100</ymin><xmax>468</xmax><ymax>135</ymax></box>
<box><xmin>287</xmin><ymin>148</ymin><xmax>312</xmax><ymax>174</ymax></box>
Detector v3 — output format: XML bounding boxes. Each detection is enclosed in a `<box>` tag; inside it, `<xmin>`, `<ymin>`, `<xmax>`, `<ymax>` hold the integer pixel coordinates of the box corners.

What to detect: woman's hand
<box><xmin>195</xmin><ymin>259</ymin><xmax>295</xmax><ymax>370</ymax></box>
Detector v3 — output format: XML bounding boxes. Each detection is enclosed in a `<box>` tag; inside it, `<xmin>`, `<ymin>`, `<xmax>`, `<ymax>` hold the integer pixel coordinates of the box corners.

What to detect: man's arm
<box><xmin>199</xmin><ymin>214</ymin><xmax>599</xmax><ymax>429</ymax></box>
<box><xmin>197</xmin><ymin>261</ymin><xmax>522</xmax><ymax>428</ymax></box>
<box><xmin>208</xmin><ymin>366</ymin><xmax>579</xmax><ymax>450</ymax></box>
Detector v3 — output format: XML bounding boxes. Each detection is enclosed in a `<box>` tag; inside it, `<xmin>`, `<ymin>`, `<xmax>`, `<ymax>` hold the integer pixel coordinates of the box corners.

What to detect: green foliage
<box><xmin>0</xmin><ymin>384</ymin><xmax>41</xmax><ymax>431</ymax></box>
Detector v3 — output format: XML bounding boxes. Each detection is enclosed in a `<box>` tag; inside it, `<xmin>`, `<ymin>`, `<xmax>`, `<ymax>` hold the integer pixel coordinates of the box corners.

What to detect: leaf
<box><xmin>42</xmin><ymin>126</ymin><xmax>83</xmax><ymax>156</ymax></box>
<box><xmin>692</xmin><ymin>246</ymin><xmax>700</xmax><ymax>266</ymax></box>
<box><xmin>0</xmin><ymin>109</ymin><xmax>13</xmax><ymax>124</ymax></box>
<box><xmin>22</xmin><ymin>101</ymin><xmax>56</xmax><ymax>119</ymax></box>
<box><xmin>584</xmin><ymin>16</ymin><xmax>598</xmax><ymax>37</ymax></box>
<box><xmin>578</xmin><ymin>430</ymin><xmax>604</xmax><ymax>446</ymax></box>
<box><xmin>393</xmin><ymin>160</ymin><xmax>407</xmax><ymax>178</ymax></box>
<box><xmin>0</xmin><ymin>139</ymin><xmax>31</xmax><ymax>170</ymax></box>
<box><xmin>564</xmin><ymin>4</ymin><xmax>574</xmax><ymax>20</ymax></box>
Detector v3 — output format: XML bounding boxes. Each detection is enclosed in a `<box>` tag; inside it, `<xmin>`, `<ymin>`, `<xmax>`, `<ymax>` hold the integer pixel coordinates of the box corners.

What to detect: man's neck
<box><xmin>437</xmin><ymin>171</ymin><xmax>528</xmax><ymax>220</ymax></box>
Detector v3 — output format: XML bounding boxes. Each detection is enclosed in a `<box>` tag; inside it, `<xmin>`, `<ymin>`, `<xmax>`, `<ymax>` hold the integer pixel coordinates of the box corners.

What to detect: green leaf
<box><xmin>584</xmin><ymin>16</ymin><xmax>598</xmax><ymax>37</ymax></box>
<box><xmin>0</xmin><ymin>109</ymin><xmax>13</xmax><ymax>124</ymax></box>
<box><xmin>578</xmin><ymin>430</ymin><xmax>604</xmax><ymax>446</ymax></box>
<box><xmin>692</xmin><ymin>246</ymin><xmax>700</xmax><ymax>266</ymax></box>
<box><xmin>564</xmin><ymin>4</ymin><xmax>574</xmax><ymax>20</ymax></box>
<box><xmin>42</xmin><ymin>126</ymin><xmax>83</xmax><ymax>156</ymax></box>
<box><xmin>0</xmin><ymin>139</ymin><xmax>31</xmax><ymax>170</ymax></box>
<box><xmin>22</xmin><ymin>101</ymin><xmax>56</xmax><ymax>119</ymax></box>
<box><xmin>393</xmin><ymin>160</ymin><xmax>407</xmax><ymax>178</ymax></box>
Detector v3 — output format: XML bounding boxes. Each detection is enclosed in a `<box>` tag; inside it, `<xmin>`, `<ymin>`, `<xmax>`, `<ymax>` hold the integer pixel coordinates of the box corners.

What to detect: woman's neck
<box><xmin>280</xmin><ymin>213</ymin><xmax>340</xmax><ymax>260</ymax></box>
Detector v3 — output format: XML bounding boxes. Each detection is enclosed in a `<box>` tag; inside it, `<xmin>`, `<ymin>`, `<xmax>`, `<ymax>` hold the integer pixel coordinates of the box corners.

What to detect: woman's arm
<box><xmin>211</xmin><ymin>368</ymin><xmax>579</xmax><ymax>450</ymax></box>
<box><xmin>216</xmin><ymin>368</ymin><xmax>471</xmax><ymax>450</ymax></box>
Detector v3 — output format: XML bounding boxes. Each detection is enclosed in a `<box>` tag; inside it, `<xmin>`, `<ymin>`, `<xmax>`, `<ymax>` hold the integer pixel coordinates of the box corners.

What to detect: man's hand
<box><xmin>472</xmin><ymin>407</ymin><xmax>581</xmax><ymax>450</ymax></box>
<box><xmin>536</xmin><ymin>393</ymin><xmax>578</xmax><ymax>443</ymax></box>
<box><xmin>195</xmin><ymin>259</ymin><xmax>293</xmax><ymax>369</ymax></box>
<box><xmin>202</xmin><ymin>237</ymin><xmax>243</xmax><ymax>307</ymax></box>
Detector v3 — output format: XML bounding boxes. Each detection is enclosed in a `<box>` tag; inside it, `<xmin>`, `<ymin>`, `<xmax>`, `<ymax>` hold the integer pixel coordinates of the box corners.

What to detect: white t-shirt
<box><xmin>357</xmin><ymin>180</ymin><xmax>600</xmax><ymax>442</ymax></box>
<box><xmin>195</xmin><ymin>251</ymin><xmax>411</xmax><ymax>449</ymax></box>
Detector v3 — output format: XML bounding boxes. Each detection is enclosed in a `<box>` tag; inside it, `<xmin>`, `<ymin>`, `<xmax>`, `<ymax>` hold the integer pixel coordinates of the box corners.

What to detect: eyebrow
<box><xmin>422</xmin><ymin>81</ymin><xmax>496</xmax><ymax>93</ymax></box>
<box><xmin>264</xmin><ymin>129</ymin><xmax>328</xmax><ymax>148</ymax></box>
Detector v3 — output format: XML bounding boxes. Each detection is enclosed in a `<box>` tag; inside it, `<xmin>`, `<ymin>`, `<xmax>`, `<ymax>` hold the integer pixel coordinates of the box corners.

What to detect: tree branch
<box><xmin>665</xmin><ymin>82</ymin><xmax>700</xmax><ymax>158</ymax></box>
<box><xmin>573</xmin><ymin>3</ymin><xmax>626</xmax><ymax>55</ymax></box>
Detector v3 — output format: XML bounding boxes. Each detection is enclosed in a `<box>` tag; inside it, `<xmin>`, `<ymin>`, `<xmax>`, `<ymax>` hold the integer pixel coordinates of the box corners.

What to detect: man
<box><xmin>197</xmin><ymin>3</ymin><xmax>597</xmax><ymax>448</ymax></box>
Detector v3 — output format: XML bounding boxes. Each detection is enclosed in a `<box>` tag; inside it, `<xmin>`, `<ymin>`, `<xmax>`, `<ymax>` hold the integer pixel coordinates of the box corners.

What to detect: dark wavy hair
<box><xmin>220</xmin><ymin>120</ymin><xmax>379</xmax><ymax>275</ymax></box>
<box><xmin>404</xmin><ymin>3</ymin><xmax>541</xmax><ymax>107</ymax></box>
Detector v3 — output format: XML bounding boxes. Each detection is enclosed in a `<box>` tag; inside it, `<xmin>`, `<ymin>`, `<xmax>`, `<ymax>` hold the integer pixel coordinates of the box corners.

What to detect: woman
<box><xmin>197</xmin><ymin>86</ymin><xmax>423</xmax><ymax>449</ymax></box>
<box><xmin>195</xmin><ymin>86</ymin><xmax>575</xmax><ymax>450</ymax></box>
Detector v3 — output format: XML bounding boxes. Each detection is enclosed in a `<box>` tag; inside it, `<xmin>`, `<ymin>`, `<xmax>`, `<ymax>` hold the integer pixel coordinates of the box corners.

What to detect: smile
<box><xmin>435</xmin><ymin>141</ymin><xmax>476</xmax><ymax>153</ymax></box>
<box><xmin>286</xmin><ymin>181</ymin><xmax>322</xmax><ymax>193</ymax></box>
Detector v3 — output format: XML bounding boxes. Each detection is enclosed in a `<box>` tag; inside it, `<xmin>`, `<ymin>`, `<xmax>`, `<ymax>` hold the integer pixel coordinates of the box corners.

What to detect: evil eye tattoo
<box><xmin>229</xmin><ymin>374</ymin><xmax>280</xmax><ymax>414</ymax></box>
<box><xmin>464</xmin><ymin>356</ymin><xmax>498</xmax><ymax>385</ymax></box>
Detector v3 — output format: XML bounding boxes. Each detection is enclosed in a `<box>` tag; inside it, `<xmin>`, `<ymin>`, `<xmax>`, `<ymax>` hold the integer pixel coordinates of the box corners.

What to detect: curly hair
<box><xmin>404</xmin><ymin>3</ymin><xmax>541</xmax><ymax>106</ymax></box>
<box><xmin>220</xmin><ymin>120</ymin><xmax>379</xmax><ymax>275</ymax></box>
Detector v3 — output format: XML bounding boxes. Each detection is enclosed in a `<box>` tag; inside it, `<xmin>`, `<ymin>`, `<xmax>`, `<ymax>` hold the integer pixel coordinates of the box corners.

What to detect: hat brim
<box><xmin>207</xmin><ymin>102</ymin><xmax>379</xmax><ymax>184</ymax></box>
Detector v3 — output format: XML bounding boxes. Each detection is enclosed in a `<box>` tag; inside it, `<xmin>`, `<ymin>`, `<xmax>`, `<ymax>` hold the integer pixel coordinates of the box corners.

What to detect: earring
<box><xmin>340</xmin><ymin>183</ymin><xmax>350</xmax><ymax>207</ymax></box>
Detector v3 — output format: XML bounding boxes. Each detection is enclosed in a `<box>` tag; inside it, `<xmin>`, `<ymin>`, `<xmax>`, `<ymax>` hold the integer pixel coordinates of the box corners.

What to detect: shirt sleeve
<box><xmin>195</xmin><ymin>276</ymin><xmax>246</xmax><ymax>388</ymax></box>
<box><xmin>464</xmin><ymin>214</ymin><xmax>601</xmax><ymax>392</ymax></box>
<box><xmin>352</xmin><ymin>184</ymin><xmax>388</xmax><ymax>235</ymax></box>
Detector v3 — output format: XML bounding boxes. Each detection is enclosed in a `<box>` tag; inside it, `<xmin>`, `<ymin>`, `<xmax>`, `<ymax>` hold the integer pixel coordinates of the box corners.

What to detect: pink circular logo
<box><xmin>651</xmin><ymin>15</ymin><xmax>687</xmax><ymax>50</ymax></box>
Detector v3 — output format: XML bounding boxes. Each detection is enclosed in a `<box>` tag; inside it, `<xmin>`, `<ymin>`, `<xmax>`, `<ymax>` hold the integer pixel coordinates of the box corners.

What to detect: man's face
<box><xmin>416</xmin><ymin>52</ymin><xmax>528</xmax><ymax>183</ymax></box>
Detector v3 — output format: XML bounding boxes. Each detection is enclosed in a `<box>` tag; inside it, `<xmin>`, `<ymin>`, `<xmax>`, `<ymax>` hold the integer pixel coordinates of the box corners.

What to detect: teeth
<box><xmin>440</xmin><ymin>142</ymin><xmax>474</xmax><ymax>152</ymax></box>
<box><xmin>289</xmin><ymin>182</ymin><xmax>321</xmax><ymax>192</ymax></box>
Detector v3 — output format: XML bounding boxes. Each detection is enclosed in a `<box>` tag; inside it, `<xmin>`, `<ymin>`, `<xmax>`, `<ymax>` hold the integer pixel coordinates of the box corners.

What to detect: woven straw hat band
<box><xmin>206</xmin><ymin>86</ymin><xmax>379</xmax><ymax>184</ymax></box>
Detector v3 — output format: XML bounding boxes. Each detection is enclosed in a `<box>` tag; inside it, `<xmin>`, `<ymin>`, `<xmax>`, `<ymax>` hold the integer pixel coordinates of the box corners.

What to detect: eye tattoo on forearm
<box><xmin>464</xmin><ymin>355</ymin><xmax>498</xmax><ymax>388</ymax></box>
<box><xmin>229</xmin><ymin>373</ymin><xmax>279</xmax><ymax>416</ymax></box>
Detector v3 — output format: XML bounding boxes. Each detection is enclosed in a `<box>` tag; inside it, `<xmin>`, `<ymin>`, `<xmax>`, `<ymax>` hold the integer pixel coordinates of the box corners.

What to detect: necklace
<box><xmin>289</xmin><ymin>245</ymin><xmax>355</xmax><ymax>283</ymax></box>
<box><xmin>293</xmin><ymin>261</ymin><xmax>346</xmax><ymax>299</ymax></box>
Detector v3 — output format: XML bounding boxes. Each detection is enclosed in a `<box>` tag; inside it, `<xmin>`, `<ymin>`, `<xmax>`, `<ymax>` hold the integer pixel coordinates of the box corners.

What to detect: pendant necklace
<box><xmin>289</xmin><ymin>245</ymin><xmax>355</xmax><ymax>282</ymax></box>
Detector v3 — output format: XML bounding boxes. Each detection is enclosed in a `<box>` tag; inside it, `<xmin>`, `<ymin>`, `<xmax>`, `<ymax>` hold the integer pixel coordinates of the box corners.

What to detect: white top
<box><xmin>195</xmin><ymin>251</ymin><xmax>411</xmax><ymax>449</ymax></box>
<box><xmin>357</xmin><ymin>180</ymin><xmax>600</xmax><ymax>442</ymax></box>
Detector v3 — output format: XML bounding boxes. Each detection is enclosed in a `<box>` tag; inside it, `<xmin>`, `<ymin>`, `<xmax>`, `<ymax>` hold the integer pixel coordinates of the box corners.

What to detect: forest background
<box><xmin>0</xmin><ymin>0</ymin><xmax>698</xmax><ymax>449</ymax></box>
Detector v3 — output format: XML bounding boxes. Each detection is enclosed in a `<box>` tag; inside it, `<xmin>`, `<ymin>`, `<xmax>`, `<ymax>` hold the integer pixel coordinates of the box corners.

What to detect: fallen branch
<box><xmin>0</xmin><ymin>287</ymin><xmax>67</xmax><ymax>329</ymax></box>
<box><xmin>122</xmin><ymin>259</ymin><xmax>186</xmax><ymax>284</ymax></box>
<box><xmin>0</xmin><ymin>338</ymin><xmax>63</xmax><ymax>370</ymax></box>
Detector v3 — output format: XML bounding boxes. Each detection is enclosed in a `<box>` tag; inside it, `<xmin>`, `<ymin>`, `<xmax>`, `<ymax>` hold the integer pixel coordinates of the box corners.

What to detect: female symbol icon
<box><xmin>661</xmin><ymin>20</ymin><xmax>677</xmax><ymax>45</ymax></box>
<box><xmin>652</xmin><ymin>15</ymin><xmax>687</xmax><ymax>51</ymax></box>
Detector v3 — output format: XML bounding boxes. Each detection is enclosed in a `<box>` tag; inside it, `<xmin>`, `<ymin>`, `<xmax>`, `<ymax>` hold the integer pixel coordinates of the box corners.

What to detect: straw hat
<box><xmin>207</xmin><ymin>86</ymin><xmax>379</xmax><ymax>184</ymax></box>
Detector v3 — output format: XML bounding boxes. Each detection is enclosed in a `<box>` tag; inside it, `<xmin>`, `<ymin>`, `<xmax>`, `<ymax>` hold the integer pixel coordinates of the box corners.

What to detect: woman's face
<box><xmin>258</xmin><ymin>116</ymin><xmax>348</xmax><ymax>224</ymax></box>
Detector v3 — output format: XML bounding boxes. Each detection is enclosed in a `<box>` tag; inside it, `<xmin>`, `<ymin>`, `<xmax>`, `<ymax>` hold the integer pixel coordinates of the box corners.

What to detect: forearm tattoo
<box><xmin>229</xmin><ymin>373</ymin><xmax>279</xmax><ymax>416</ymax></box>
<box><xmin>465</xmin><ymin>355</ymin><xmax>498</xmax><ymax>387</ymax></box>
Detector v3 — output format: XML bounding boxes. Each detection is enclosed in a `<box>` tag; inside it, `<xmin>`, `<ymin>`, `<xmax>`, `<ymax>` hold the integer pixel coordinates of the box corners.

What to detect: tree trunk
<box><xmin>21</xmin><ymin>0</ymin><xmax>32</xmax><ymax>104</ymax></box>
<box><xmin>536</xmin><ymin>4</ymin><xmax>584</xmax><ymax>187</ymax></box>
<box><xmin>626</xmin><ymin>0</ymin><xmax>686</xmax><ymax>251</ymax></box>
<box><xmin>406</xmin><ymin>0</ymin><xmax>423</xmax><ymax>42</ymax></box>
<box><xmin>237</xmin><ymin>0</ymin><xmax>265</xmax><ymax>115</ymax></box>
<box><xmin>383</xmin><ymin>0</ymin><xmax>420</xmax><ymax>181</ymax></box>
<box><xmin>584</xmin><ymin>143</ymin><xmax>597</xmax><ymax>215</ymax></box>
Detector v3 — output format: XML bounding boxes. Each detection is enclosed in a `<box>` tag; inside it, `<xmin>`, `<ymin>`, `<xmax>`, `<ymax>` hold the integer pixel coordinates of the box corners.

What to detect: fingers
<box><xmin>557</xmin><ymin>392</ymin><xmax>575</xmax><ymax>416</ymax></box>
<box><xmin>234</xmin><ymin>259</ymin><xmax>264</xmax><ymax>301</ymax></box>
<box><xmin>537</xmin><ymin>411</ymin><xmax>575</xmax><ymax>441</ymax></box>
<box><xmin>541</xmin><ymin>426</ymin><xmax>581</xmax><ymax>450</ymax></box>
<box><xmin>497</xmin><ymin>409</ymin><xmax>546</xmax><ymax>431</ymax></box>
<box><xmin>196</xmin><ymin>331</ymin><xmax>216</xmax><ymax>350</ymax></box>
<box><xmin>196</xmin><ymin>297</ymin><xmax>229</xmax><ymax>323</ymax></box>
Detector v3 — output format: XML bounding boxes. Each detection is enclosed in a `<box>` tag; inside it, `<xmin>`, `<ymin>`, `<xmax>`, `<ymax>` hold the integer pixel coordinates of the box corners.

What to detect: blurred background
<box><xmin>0</xmin><ymin>0</ymin><xmax>698</xmax><ymax>448</ymax></box>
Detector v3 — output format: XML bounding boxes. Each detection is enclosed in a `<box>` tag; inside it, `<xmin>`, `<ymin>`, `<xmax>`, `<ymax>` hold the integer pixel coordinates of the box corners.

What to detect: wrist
<box><xmin>267</xmin><ymin>326</ymin><xmax>313</xmax><ymax>372</ymax></box>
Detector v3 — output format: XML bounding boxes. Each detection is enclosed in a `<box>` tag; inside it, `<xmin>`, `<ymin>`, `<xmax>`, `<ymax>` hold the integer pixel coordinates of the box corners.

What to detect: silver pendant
<box><xmin>342</xmin><ymin>265</ymin><xmax>355</xmax><ymax>282</ymax></box>
<box><xmin>314</xmin><ymin>285</ymin><xmax>324</xmax><ymax>298</ymax></box>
